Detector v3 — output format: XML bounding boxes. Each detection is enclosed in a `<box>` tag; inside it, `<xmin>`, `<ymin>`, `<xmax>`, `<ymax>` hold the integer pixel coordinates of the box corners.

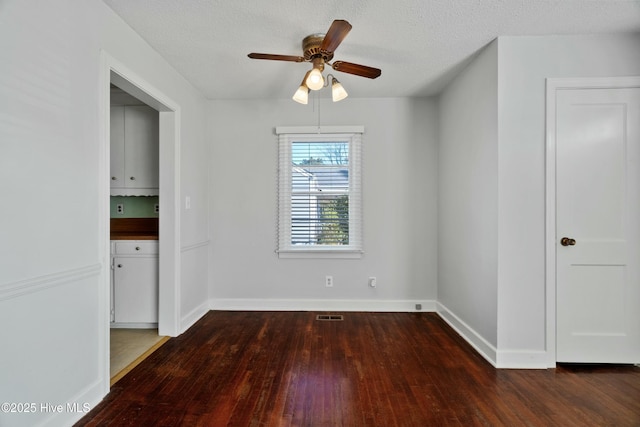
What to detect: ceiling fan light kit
<box><xmin>248</xmin><ymin>19</ymin><xmax>381</xmax><ymax>104</ymax></box>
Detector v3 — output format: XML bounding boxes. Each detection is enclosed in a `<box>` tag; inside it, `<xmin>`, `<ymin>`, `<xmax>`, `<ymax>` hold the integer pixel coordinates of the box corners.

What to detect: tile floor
<box><xmin>110</xmin><ymin>328</ymin><xmax>164</xmax><ymax>379</ymax></box>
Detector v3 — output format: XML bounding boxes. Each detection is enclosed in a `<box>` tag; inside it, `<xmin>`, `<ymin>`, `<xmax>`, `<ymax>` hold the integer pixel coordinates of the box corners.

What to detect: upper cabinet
<box><xmin>110</xmin><ymin>105</ymin><xmax>159</xmax><ymax>196</ymax></box>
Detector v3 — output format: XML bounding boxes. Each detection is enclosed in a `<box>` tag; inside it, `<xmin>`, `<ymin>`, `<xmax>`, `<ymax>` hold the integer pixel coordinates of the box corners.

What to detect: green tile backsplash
<box><xmin>110</xmin><ymin>196</ymin><xmax>159</xmax><ymax>218</ymax></box>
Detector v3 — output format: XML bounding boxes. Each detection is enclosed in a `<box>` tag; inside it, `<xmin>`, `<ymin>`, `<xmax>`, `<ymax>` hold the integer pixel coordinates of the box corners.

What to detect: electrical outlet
<box><xmin>368</xmin><ymin>277</ymin><xmax>377</xmax><ymax>288</ymax></box>
<box><xmin>325</xmin><ymin>275</ymin><xmax>333</xmax><ymax>287</ymax></box>
<box><xmin>415</xmin><ymin>304</ymin><xmax>422</xmax><ymax>311</ymax></box>
<box><xmin>154</xmin><ymin>204</ymin><xmax>159</xmax><ymax>214</ymax></box>
<box><xmin>116</xmin><ymin>204</ymin><xmax>124</xmax><ymax>214</ymax></box>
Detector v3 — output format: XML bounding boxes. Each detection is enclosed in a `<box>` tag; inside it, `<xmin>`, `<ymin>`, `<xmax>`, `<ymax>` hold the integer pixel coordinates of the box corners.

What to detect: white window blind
<box><xmin>276</xmin><ymin>127</ymin><xmax>363</xmax><ymax>258</ymax></box>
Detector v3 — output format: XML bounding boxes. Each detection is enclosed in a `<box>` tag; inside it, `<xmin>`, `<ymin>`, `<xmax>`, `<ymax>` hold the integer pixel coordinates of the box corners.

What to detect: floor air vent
<box><xmin>316</xmin><ymin>314</ymin><xmax>344</xmax><ymax>321</ymax></box>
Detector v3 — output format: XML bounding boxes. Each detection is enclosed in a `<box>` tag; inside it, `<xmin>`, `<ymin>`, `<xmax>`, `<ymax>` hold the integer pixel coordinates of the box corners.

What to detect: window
<box><xmin>276</xmin><ymin>126</ymin><xmax>363</xmax><ymax>258</ymax></box>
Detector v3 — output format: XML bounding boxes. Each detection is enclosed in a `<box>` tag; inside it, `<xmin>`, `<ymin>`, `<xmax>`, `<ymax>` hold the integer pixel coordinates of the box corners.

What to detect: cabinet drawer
<box><xmin>113</xmin><ymin>241</ymin><xmax>158</xmax><ymax>255</ymax></box>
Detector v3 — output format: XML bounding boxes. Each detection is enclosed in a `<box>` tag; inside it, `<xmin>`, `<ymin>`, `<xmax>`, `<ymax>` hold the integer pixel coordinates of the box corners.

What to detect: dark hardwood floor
<box><xmin>76</xmin><ymin>311</ymin><xmax>640</xmax><ymax>426</ymax></box>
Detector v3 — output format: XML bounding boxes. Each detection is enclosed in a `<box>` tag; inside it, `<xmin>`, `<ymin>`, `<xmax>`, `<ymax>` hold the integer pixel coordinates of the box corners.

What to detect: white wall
<box><xmin>1</xmin><ymin>13</ymin><xmax>634</xmax><ymax>427</ymax></box>
<box><xmin>0</xmin><ymin>1</ymin><xmax>208</xmax><ymax>426</ymax></box>
<box><xmin>496</xmin><ymin>34</ymin><xmax>640</xmax><ymax>365</ymax></box>
<box><xmin>208</xmin><ymin>97</ymin><xmax>438</xmax><ymax>310</ymax></box>
<box><xmin>438</xmin><ymin>34</ymin><xmax>640</xmax><ymax>368</ymax></box>
<box><xmin>437</xmin><ymin>41</ymin><xmax>499</xmax><ymax>357</ymax></box>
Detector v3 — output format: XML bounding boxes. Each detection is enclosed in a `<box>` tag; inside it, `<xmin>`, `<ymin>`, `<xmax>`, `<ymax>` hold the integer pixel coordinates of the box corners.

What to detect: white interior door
<box><xmin>556</xmin><ymin>86</ymin><xmax>640</xmax><ymax>363</ymax></box>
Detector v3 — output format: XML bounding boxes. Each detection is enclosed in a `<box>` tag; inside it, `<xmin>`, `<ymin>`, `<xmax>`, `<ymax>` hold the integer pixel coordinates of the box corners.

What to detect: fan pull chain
<box><xmin>316</xmin><ymin>93</ymin><xmax>321</xmax><ymax>132</ymax></box>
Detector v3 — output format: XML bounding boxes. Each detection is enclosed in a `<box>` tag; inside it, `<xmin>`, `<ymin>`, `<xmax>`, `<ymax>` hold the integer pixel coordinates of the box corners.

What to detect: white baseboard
<box><xmin>210</xmin><ymin>298</ymin><xmax>436</xmax><ymax>313</ymax></box>
<box><xmin>436</xmin><ymin>301</ymin><xmax>498</xmax><ymax>367</ymax></box>
<box><xmin>180</xmin><ymin>301</ymin><xmax>210</xmax><ymax>333</ymax></box>
<box><xmin>436</xmin><ymin>302</ymin><xmax>549</xmax><ymax>369</ymax></box>
<box><xmin>41</xmin><ymin>378</ymin><xmax>104</xmax><ymax>427</ymax></box>
<box><xmin>496</xmin><ymin>349</ymin><xmax>549</xmax><ymax>369</ymax></box>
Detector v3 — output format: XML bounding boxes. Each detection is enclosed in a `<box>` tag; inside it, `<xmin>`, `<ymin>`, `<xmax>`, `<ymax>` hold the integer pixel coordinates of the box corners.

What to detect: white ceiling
<box><xmin>103</xmin><ymin>0</ymin><xmax>640</xmax><ymax>100</ymax></box>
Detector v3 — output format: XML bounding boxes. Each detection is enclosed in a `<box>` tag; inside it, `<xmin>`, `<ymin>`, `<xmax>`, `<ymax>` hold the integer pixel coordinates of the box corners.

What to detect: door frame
<box><xmin>99</xmin><ymin>51</ymin><xmax>181</xmax><ymax>391</ymax></box>
<box><xmin>545</xmin><ymin>76</ymin><xmax>640</xmax><ymax>367</ymax></box>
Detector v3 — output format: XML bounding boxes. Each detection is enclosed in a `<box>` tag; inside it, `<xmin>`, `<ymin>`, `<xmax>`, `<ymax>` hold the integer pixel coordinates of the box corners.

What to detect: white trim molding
<box><xmin>0</xmin><ymin>264</ymin><xmax>101</xmax><ymax>301</ymax></box>
<box><xmin>437</xmin><ymin>302</ymin><xmax>550</xmax><ymax>369</ymax></box>
<box><xmin>436</xmin><ymin>302</ymin><xmax>498</xmax><ymax>367</ymax></box>
<box><xmin>181</xmin><ymin>240</ymin><xmax>210</xmax><ymax>253</ymax></box>
<box><xmin>210</xmin><ymin>298</ymin><xmax>436</xmax><ymax>313</ymax></box>
<box><xmin>496</xmin><ymin>350</ymin><xmax>549</xmax><ymax>369</ymax></box>
<box><xmin>180</xmin><ymin>301</ymin><xmax>210</xmax><ymax>334</ymax></box>
<box><xmin>275</xmin><ymin>125</ymin><xmax>365</xmax><ymax>135</ymax></box>
<box><xmin>41</xmin><ymin>378</ymin><xmax>104</xmax><ymax>427</ymax></box>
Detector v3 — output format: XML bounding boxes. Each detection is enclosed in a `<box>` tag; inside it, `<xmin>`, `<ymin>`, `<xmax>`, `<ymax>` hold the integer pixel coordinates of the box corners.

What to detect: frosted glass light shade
<box><xmin>331</xmin><ymin>78</ymin><xmax>348</xmax><ymax>102</ymax></box>
<box><xmin>292</xmin><ymin>85</ymin><xmax>309</xmax><ymax>104</ymax></box>
<box><xmin>306</xmin><ymin>68</ymin><xmax>324</xmax><ymax>91</ymax></box>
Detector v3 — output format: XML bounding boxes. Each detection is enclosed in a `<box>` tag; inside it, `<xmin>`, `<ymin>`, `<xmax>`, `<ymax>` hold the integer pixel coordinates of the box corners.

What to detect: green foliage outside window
<box><xmin>316</xmin><ymin>195</ymin><xmax>349</xmax><ymax>245</ymax></box>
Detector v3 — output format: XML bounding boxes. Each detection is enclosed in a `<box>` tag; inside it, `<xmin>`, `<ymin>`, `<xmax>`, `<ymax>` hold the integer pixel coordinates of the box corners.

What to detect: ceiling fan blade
<box><xmin>332</xmin><ymin>61</ymin><xmax>382</xmax><ymax>79</ymax></box>
<box><xmin>248</xmin><ymin>53</ymin><xmax>305</xmax><ymax>62</ymax></box>
<box><xmin>320</xmin><ymin>20</ymin><xmax>352</xmax><ymax>54</ymax></box>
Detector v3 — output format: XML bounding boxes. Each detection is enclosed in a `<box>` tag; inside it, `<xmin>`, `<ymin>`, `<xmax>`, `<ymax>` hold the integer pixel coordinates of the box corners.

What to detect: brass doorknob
<box><xmin>560</xmin><ymin>237</ymin><xmax>576</xmax><ymax>246</ymax></box>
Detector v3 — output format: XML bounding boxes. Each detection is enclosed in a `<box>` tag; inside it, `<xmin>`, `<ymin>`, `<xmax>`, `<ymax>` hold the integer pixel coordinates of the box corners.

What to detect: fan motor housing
<box><xmin>302</xmin><ymin>34</ymin><xmax>334</xmax><ymax>62</ymax></box>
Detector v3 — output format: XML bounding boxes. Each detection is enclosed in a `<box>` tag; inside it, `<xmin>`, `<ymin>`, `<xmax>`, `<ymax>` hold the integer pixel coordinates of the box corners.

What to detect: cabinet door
<box><xmin>113</xmin><ymin>256</ymin><xmax>158</xmax><ymax>323</ymax></box>
<box><xmin>124</xmin><ymin>106</ymin><xmax>159</xmax><ymax>189</ymax></box>
<box><xmin>110</xmin><ymin>106</ymin><xmax>125</xmax><ymax>188</ymax></box>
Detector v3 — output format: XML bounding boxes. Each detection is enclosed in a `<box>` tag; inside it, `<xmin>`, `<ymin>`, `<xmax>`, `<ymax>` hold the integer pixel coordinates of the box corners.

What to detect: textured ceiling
<box><xmin>103</xmin><ymin>0</ymin><xmax>640</xmax><ymax>100</ymax></box>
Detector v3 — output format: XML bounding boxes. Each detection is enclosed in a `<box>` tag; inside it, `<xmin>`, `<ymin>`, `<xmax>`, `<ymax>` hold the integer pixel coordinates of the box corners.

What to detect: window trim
<box><xmin>276</xmin><ymin>126</ymin><xmax>364</xmax><ymax>259</ymax></box>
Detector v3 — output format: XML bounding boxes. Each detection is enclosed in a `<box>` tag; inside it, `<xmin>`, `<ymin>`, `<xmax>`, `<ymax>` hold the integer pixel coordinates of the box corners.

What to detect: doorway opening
<box><xmin>101</xmin><ymin>52</ymin><xmax>181</xmax><ymax>391</ymax></box>
<box><xmin>109</xmin><ymin>83</ymin><xmax>162</xmax><ymax>383</ymax></box>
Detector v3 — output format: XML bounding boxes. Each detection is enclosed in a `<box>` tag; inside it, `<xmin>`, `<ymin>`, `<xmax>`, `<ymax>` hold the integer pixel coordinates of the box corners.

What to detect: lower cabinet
<box><xmin>111</xmin><ymin>241</ymin><xmax>158</xmax><ymax>327</ymax></box>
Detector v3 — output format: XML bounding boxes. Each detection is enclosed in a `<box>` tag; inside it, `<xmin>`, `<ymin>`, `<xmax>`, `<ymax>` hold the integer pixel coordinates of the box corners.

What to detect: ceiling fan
<box><xmin>248</xmin><ymin>20</ymin><xmax>381</xmax><ymax>104</ymax></box>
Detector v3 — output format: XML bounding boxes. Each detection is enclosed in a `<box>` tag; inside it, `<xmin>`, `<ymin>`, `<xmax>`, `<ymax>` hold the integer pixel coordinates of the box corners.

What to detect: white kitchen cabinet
<box><xmin>110</xmin><ymin>105</ymin><xmax>159</xmax><ymax>196</ymax></box>
<box><xmin>111</xmin><ymin>240</ymin><xmax>158</xmax><ymax>327</ymax></box>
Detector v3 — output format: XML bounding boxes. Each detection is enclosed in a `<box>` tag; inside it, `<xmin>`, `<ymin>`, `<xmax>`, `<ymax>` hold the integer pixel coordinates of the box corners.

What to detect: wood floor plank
<box><xmin>76</xmin><ymin>311</ymin><xmax>640</xmax><ymax>426</ymax></box>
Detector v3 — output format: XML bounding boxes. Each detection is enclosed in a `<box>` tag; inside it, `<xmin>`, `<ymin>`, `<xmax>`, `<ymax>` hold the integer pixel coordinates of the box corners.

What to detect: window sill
<box><xmin>277</xmin><ymin>249</ymin><xmax>363</xmax><ymax>259</ymax></box>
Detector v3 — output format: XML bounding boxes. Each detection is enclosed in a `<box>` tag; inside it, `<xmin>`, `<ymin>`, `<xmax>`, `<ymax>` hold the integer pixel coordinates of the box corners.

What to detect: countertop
<box><xmin>110</xmin><ymin>218</ymin><xmax>158</xmax><ymax>240</ymax></box>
